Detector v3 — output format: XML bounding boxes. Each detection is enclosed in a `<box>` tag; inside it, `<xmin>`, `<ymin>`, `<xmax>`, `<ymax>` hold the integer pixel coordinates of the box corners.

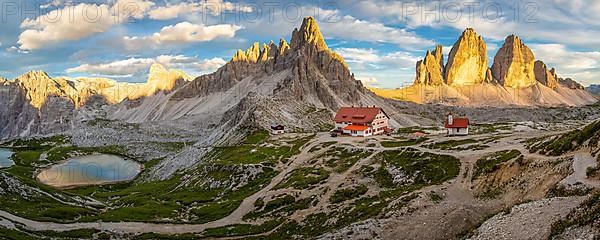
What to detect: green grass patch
<box><xmin>202</xmin><ymin>219</ymin><xmax>283</xmax><ymax>238</ymax></box>
<box><xmin>321</xmin><ymin>147</ymin><xmax>372</xmax><ymax>173</ymax></box>
<box><xmin>380</xmin><ymin>137</ymin><xmax>427</xmax><ymax>148</ymax></box>
<box><xmin>429</xmin><ymin>191</ymin><xmax>444</xmax><ymax>203</ymax></box>
<box><xmin>212</xmin><ymin>134</ymin><xmax>312</xmax><ymax>165</ymax></box>
<box><xmin>243</xmin><ymin>130</ymin><xmax>270</xmax><ymax>145</ymax></box>
<box><xmin>396</xmin><ymin>126</ymin><xmax>437</xmax><ymax>134</ymax></box>
<box><xmin>532</xmin><ymin>121</ymin><xmax>600</xmax><ymax>156</ymax></box>
<box><xmin>374</xmin><ymin>149</ymin><xmax>461</xmax><ymax>188</ymax></box>
<box><xmin>275</xmin><ymin>167</ymin><xmax>330</xmax><ymax>190</ymax></box>
<box><xmin>470</xmin><ymin>123</ymin><xmax>512</xmax><ymax>135</ymax></box>
<box><xmin>330</xmin><ymin>185</ymin><xmax>368</xmax><ymax>203</ymax></box>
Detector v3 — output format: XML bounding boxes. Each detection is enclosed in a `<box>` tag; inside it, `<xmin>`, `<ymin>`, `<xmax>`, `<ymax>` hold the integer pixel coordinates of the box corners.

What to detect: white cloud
<box><xmin>530</xmin><ymin>44</ymin><xmax>600</xmax><ymax>70</ymax></box>
<box><xmin>530</xmin><ymin>43</ymin><xmax>600</xmax><ymax>86</ymax></box>
<box><xmin>155</xmin><ymin>55</ymin><xmax>227</xmax><ymax>72</ymax></box>
<box><xmin>359</xmin><ymin>76</ymin><xmax>379</xmax><ymax>87</ymax></box>
<box><xmin>18</xmin><ymin>0</ymin><xmax>155</xmax><ymax>50</ymax></box>
<box><xmin>352</xmin><ymin>0</ymin><xmax>600</xmax><ymax>48</ymax></box>
<box><xmin>67</xmin><ymin>58</ymin><xmax>154</xmax><ymax>76</ymax></box>
<box><xmin>147</xmin><ymin>0</ymin><xmax>252</xmax><ymax>20</ymax></box>
<box><xmin>123</xmin><ymin>22</ymin><xmax>242</xmax><ymax>50</ymax></box>
<box><xmin>40</xmin><ymin>0</ymin><xmax>63</xmax><ymax>9</ymax></box>
<box><xmin>320</xmin><ymin>14</ymin><xmax>434</xmax><ymax>49</ymax></box>
<box><xmin>66</xmin><ymin>55</ymin><xmax>227</xmax><ymax>77</ymax></box>
<box><xmin>336</xmin><ymin>47</ymin><xmax>419</xmax><ymax>69</ymax></box>
<box><xmin>334</xmin><ymin>47</ymin><xmax>420</xmax><ymax>88</ymax></box>
<box><xmin>112</xmin><ymin>0</ymin><xmax>155</xmax><ymax>20</ymax></box>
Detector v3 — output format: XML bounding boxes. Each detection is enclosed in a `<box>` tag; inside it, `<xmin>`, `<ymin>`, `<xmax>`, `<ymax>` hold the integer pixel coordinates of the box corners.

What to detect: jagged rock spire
<box><xmin>279</xmin><ymin>38</ymin><xmax>290</xmax><ymax>55</ymax></box>
<box><xmin>534</xmin><ymin>60</ymin><xmax>558</xmax><ymax>89</ymax></box>
<box><xmin>414</xmin><ymin>45</ymin><xmax>444</xmax><ymax>86</ymax></box>
<box><xmin>290</xmin><ymin>16</ymin><xmax>328</xmax><ymax>51</ymax></box>
<box><xmin>444</xmin><ymin>28</ymin><xmax>488</xmax><ymax>86</ymax></box>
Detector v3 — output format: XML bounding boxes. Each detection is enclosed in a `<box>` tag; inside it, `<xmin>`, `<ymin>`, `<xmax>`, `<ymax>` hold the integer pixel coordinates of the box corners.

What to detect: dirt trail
<box><xmin>560</xmin><ymin>150</ymin><xmax>600</xmax><ymax>188</ymax></box>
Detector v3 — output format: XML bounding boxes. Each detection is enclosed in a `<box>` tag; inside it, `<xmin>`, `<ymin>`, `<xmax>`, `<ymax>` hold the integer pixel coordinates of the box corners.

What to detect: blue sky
<box><xmin>0</xmin><ymin>0</ymin><xmax>599</xmax><ymax>88</ymax></box>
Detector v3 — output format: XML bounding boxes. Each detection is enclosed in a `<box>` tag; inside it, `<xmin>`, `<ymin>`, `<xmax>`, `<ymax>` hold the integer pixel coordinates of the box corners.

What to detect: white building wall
<box><xmin>271</xmin><ymin>129</ymin><xmax>284</xmax><ymax>135</ymax></box>
<box><xmin>371</xmin><ymin>111</ymin><xmax>389</xmax><ymax>135</ymax></box>
<box><xmin>447</xmin><ymin>127</ymin><xmax>469</xmax><ymax>136</ymax></box>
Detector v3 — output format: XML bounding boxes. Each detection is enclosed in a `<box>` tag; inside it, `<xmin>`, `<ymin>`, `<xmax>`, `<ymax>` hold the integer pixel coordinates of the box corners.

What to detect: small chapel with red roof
<box><xmin>444</xmin><ymin>113</ymin><xmax>469</xmax><ymax>136</ymax></box>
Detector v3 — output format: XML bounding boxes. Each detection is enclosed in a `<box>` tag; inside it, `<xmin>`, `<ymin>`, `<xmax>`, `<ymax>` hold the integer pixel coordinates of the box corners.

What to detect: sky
<box><xmin>0</xmin><ymin>0</ymin><xmax>599</xmax><ymax>88</ymax></box>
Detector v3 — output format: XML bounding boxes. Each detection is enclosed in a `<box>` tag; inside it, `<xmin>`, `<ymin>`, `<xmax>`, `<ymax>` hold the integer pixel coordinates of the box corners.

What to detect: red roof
<box><xmin>343</xmin><ymin>125</ymin><xmax>369</xmax><ymax>131</ymax></box>
<box><xmin>445</xmin><ymin>118</ymin><xmax>469</xmax><ymax>128</ymax></box>
<box><xmin>334</xmin><ymin>107</ymin><xmax>388</xmax><ymax>124</ymax></box>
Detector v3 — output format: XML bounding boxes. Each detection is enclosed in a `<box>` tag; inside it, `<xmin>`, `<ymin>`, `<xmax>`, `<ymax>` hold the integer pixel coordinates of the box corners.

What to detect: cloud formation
<box><xmin>336</xmin><ymin>48</ymin><xmax>420</xmax><ymax>69</ymax></box>
<box><xmin>147</xmin><ymin>0</ymin><xmax>252</xmax><ymax>20</ymax></box>
<box><xmin>67</xmin><ymin>55</ymin><xmax>226</xmax><ymax>77</ymax></box>
<box><xmin>18</xmin><ymin>0</ymin><xmax>155</xmax><ymax>50</ymax></box>
<box><xmin>123</xmin><ymin>22</ymin><xmax>243</xmax><ymax>50</ymax></box>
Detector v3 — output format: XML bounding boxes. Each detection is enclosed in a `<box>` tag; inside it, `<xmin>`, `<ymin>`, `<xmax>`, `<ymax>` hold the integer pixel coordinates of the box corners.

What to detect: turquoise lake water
<box><xmin>0</xmin><ymin>148</ymin><xmax>15</xmax><ymax>168</ymax></box>
<box><xmin>37</xmin><ymin>154</ymin><xmax>142</xmax><ymax>188</ymax></box>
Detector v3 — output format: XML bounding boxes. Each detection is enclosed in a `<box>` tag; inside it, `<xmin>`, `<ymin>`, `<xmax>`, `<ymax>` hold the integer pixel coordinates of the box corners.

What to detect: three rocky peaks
<box><xmin>414</xmin><ymin>28</ymin><xmax>583</xmax><ymax>90</ymax></box>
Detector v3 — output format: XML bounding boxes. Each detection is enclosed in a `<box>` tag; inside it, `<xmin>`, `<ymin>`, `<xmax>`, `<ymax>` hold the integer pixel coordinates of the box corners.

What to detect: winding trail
<box><xmin>560</xmin><ymin>150</ymin><xmax>600</xmax><ymax>188</ymax></box>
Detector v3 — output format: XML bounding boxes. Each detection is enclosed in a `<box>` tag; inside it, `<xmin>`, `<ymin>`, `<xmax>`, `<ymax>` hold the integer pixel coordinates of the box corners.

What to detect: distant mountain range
<box><xmin>588</xmin><ymin>84</ymin><xmax>600</xmax><ymax>95</ymax></box>
<box><xmin>0</xmin><ymin>17</ymin><xmax>426</xmax><ymax>142</ymax></box>
<box><xmin>1</xmin><ymin>17</ymin><xmax>598</xmax><ymax>144</ymax></box>
<box><xmin>369</xmin><ymin>28</ymin><xmax>597</xmax><ymax>107</ymax></box>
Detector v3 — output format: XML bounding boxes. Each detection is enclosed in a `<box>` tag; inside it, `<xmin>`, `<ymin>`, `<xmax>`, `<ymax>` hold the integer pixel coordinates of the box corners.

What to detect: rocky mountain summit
<box><xmin>413</xmin><ymin>28</ymin><xmax>584</xmax><ymax>90</ymax></box>
<box><xmin>0</xmin><ymin>64</ymin><xmax>190</xmax><ymax>139</ymax></box>
<box><xmin>492</xmin><ymin>35</ymin><xmax>537</xmax><ymax>88</ymax></box>
<box><xmin>415</xmin><ymin>45</ymin><xmax>444</xmax><ymax>86</ymax></box>
<box><xmin>444</xmin><ymin>28</ymin><xmax>489</xmax><ymax>86</ymax></box>
<box><xmin>382</xmin><ymin>28</ymin><xmax>598</xmax><ymax>106</ymax></box>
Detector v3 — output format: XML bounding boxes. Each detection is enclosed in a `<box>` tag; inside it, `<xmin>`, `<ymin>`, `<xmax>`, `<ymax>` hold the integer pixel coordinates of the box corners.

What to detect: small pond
<box><xmin>37</xmin><ymin>154</ymin><xmax>142</xmax><ymax>188</ymax></box>
<box><xmin>0</xmin><ymin>148</ymin><xmax>15</xmax><ymax>168</ymax></box>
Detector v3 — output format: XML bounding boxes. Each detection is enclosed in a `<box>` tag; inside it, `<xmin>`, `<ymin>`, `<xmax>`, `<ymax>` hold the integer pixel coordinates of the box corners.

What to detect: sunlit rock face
<box><xmin>444</xmin><ymin>28</ymin><xmax>488</xmax><ymax>86</ymax></box>
<box><xmin>534</xmin><ymin>61</ymin><xmax>559</xmax><ymax>89</ymax></box>
<box><xmin>492</xmin><ymin>35</ymin><xmax>537</xmax><ymax>88</ymax></box>
<box><xmin>414</xmin><ymin>45</ymin><xmax>445</xmax><ymax>86</ymax></box>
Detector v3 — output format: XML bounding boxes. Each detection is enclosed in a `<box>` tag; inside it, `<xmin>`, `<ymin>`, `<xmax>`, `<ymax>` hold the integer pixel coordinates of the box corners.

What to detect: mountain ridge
<box><xmin>369</xmin><ymin>28</ymin><xmax>597</xmax><ymax>107</ymax></box>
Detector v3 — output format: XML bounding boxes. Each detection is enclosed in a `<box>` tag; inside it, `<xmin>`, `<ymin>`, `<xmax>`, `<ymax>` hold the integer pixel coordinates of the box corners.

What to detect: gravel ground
<box><xmin>470</xmin><ymin>197</ymin><xmax>586</xmax><ymax>240</ymax></box>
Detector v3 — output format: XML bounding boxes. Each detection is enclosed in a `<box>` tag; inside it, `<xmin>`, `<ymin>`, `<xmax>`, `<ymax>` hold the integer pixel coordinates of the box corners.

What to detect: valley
<box><xmin>1</xmin><ymin>119</ymin><xmax>599</xmax><ymax>239</ymax></box>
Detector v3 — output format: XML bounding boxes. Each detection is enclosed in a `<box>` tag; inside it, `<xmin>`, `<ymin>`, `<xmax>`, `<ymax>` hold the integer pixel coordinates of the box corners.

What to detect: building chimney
<box><xmin>447</xmin><ymin>113</ymin><xmax>453</xmax><ymax>125</ymax></box>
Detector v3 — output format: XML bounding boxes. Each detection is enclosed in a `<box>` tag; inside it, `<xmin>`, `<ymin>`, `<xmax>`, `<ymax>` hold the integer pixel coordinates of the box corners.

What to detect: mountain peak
<box><xmin>17</xmin><ymin>70</ymin><xmax>51</xmax><ymax>81</ymax></box>
<box><xmin>291</xmin><ymin>16</ymin><xmax>328</xmax><ymax>51</ymax></box>
<box><xmin>492</xmin><ymin>34</ymin><xmax>537</xmax><ymax>88</ymax></box>
<box><xmin>445</xmin><ymin>28</ymin><xmax>487</xmax><ymax>85</ymax></box>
